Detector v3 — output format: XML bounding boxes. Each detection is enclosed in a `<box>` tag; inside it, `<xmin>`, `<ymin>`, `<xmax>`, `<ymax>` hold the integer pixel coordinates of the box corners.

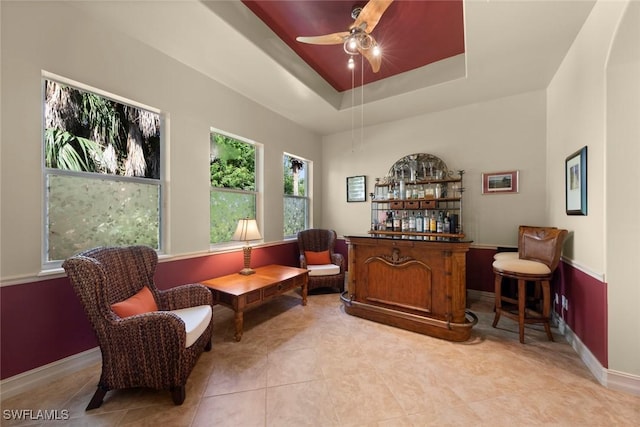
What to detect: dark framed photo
<box><xmin>482</xmin><ymin>171</ymin><xmax>519</xmax><ymax>194</ymax></box>
<box><xmin>346</xmin><ymin>175</ymin><xmax>366</xmax><ymax>202</ymax></box>
<box><xmin>566</xmin><ymin>146</ymin><xmax>587</xmax><ymax>215</ymax></box>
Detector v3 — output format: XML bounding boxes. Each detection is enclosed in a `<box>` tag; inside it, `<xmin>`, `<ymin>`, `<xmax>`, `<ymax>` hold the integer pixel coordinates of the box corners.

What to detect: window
<box><xmin>210</xmin><ymin>131</ymin><xmax>259</xmax><ymax>245</ymax></box>
<box><xmin>43</xmin><ymin>76</ymin><xmax>162</xmax><ymax>265</ymax></box>
<box><xmin>283</xmin><ymin>153</ymin><xmax>309</xmax><ymax>238</ymax></box>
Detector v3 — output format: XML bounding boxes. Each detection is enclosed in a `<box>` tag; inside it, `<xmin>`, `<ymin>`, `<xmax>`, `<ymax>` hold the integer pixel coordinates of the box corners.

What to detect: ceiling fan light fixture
<box><xmin>296</xmin><ymin>0</ymin><xmax>394</xmax><ymax>74</ymax></box>
<box><xmin>343</xmin><ymin>37</ymin><xmax>359</xmax><ymax>55</ymax></box>
<box><xmin>359</xmin><ymin>33</ymin><xmax>373</xmax><ymax>50</ymax></box>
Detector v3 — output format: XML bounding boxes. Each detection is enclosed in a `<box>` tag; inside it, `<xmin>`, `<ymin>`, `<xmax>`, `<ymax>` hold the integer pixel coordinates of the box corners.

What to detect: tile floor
<box><xmin>2</xmin><ymin>291</ymin><xmax>639</xmax><ymax>426</ymax></box>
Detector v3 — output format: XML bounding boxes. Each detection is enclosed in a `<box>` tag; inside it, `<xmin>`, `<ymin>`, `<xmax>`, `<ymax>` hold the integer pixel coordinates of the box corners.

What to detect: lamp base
<box><xmin>238</xmin><ymin>267</ymin><xmax>256</xmax><ymax>276</ymax></box>
<box><xmin>239</xmin><ymin>245</ymin><xmax>255</xmax><ymax>275</ymax></box>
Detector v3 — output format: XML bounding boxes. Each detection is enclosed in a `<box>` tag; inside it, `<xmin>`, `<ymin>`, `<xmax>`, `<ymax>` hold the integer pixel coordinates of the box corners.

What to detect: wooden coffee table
<box><xmin>200</xmin><ymin>264</ymin><xmax>308</xmax><ymax>341</ymax></box>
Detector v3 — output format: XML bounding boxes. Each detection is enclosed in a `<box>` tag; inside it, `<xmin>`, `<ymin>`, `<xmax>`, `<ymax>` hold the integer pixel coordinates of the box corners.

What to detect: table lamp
<box><xmin>232</xmin><ymin>218</ymin><xmax>262</xmax><ymax>275</ymax></box>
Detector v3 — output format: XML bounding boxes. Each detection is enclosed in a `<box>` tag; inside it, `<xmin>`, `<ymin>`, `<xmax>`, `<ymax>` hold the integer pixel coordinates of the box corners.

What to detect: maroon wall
<box><xmin>556</xmin><ymin>262</ymin><xmax>608</xmax><ymax>367</ymax></box>
<box><xmin>0</xmin><ymin>277</ymin><xmax>97</xmax><ymax>380</ymax></box>
<box><xmin>466</xmin><ymin>247</ymin><xmax>498</xmax><ymax>293</ymax></box>
<box><xmin>0</xmin><ymin>242</ymin><xmax>299</xmax><ymax>380</ymax></box>
<box><xmin>0</xmin><ymin>241</ymin><xmax>607</xmax><ymax>379</ymax></box>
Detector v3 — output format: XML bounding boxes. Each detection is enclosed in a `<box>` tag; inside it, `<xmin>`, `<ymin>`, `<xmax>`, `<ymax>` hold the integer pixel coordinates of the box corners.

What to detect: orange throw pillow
<box><xmin>111</xmin><ymin>286</ymin><xmax>158</xmax><ymax>318</ymax></box>
<box><xmin>305</xmin><ymin>250</ymin><xmax>331</xmax><ymax>265</ymax></box>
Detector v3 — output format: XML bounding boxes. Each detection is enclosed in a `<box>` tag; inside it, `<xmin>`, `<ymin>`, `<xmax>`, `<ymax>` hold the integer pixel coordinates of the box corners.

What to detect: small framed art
<box><xmin>346</xmin><ymin>175</ymin><xmax>366</xmax><ymax>202</ymax></box>
<box><xmin>482</xmin><ymin>171</ymin><xmax>519</xmax><ymax>195</ymax></box>
<box><xmin>566</xmin><ymin>146</ymin><xmax>587</xmax><ymax>215</ymax></box>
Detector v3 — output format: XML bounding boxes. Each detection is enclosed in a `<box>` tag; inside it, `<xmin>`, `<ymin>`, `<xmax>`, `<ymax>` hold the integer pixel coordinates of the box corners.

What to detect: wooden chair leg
<box><xmin>171</xmin><ymin>386</ymin><xmax>186</xmax><ymax>405</ymax></box>
<box><xmin>492</xmin><ymin>272</ymin><xmax>503</xmax><ymax>328</ymax></box>
<box><xmin>518</xmin><ymin>279</ymin><xmax>526</xmax><ymax>344</ymax></box>
<box><xmin>86</xmin><ymin>385</ymin><xmax>108</xmax><ymax>410</ymax></box>
<box><xmin>541</xmin><ymin>281</ymin><xmax>554</xmax><ymax>341</ymax></box>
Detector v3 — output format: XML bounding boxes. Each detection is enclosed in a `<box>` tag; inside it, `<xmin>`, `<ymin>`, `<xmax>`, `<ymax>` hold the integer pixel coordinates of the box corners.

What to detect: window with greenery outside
<box><xmin>210</xmin><ymin>133</ymin><xmax>257</xmax><ymax>244</ymax></box>
<box><xmin>44</xmin><ymin>79</ymin><xmax>161</xmax><ymax>263</ymax></box>
<box><xmin>284</xmin><ymin>154</ymin><xmax>308</xmax><ymax>238</ymax></box>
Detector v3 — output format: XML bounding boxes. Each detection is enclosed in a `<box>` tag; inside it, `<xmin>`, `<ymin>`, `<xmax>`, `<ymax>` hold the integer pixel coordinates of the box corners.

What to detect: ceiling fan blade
<box><xmin>358</xmin><ymin>45</ymin><xmax>382</xmax><ymax>73</ymax></box>
<box><xmin>352</xmin><ymin>0</ymin><xmax>394</xmax><ymax>34</ymax></box>
<box><xmin>296</xmin><ymin>32</ymin><xmax>350</xmax><ymax>45</ymax></box>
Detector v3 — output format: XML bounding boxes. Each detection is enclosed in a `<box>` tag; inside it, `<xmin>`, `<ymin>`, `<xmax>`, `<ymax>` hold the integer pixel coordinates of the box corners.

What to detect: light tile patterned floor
<box><xmin>2</xmin><ymin>292</ymin><xmax>639</xmax><ymax>426</ymax></box>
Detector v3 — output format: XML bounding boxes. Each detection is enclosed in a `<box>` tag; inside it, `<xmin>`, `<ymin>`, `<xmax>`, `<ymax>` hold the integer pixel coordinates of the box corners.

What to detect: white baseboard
<box><xmin>0</xmin><ymin>347</ymin><xmax>100</xmax><ymax>401</ymax></box>
<box><xmin>607</xmin><ymin>369</ymin><xmax>640</xmax><ymax>396</ymax></box>
<box><xmin>556</xmin><ymin>316</ymin><xmax>640</xmax><ymax>396</ymax></box>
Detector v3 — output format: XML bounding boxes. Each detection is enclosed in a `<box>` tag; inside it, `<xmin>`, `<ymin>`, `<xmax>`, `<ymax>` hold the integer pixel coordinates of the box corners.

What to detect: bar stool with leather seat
<box><xmin>493</xmin><ymin>226</ymin><xmax>558</xmax><ymax>302</ymax></box>
<box><xmin>492</xmin><ymin>226</ymin><xmax>568</xmax><ymax>343</ymax></box>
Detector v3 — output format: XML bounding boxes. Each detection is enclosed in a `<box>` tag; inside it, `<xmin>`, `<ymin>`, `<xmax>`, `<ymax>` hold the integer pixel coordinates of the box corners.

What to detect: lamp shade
<box><xmin>232</xmin><ymin>218</ymin><xmax>262</xmax><ymax>242</ymax></box>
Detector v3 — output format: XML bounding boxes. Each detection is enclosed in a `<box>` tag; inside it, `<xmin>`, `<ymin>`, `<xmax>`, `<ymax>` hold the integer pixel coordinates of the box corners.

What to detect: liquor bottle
<box><xmin>393</xmin><ymin>210</ymin><xmax>401</xmax><ymax>231</ymax></box>
<box><xmin>424</xmin><ymin>210</ymin><xmax>430</xmax><ymax>233</ymax></box>
<box><xmin>415</xmin><ymin>210</ymin><xmax>424</xmax><ymax>232</ymax></box>
<box><xmin>429</xmin><ymin>211</ymin><xmax>437</xmax><ymax>233</ymax></box>
<box><xmin>444</xmin><ymin>212</ymin><xmax>451</xmax><ymax>233</ymax></box>
<box><xmin>451</xmin><ymin>213</ymin><xmax>459</xmax><ymax>234</ymax></box>
<box><xmin>436</xmin><ymin>211</ymin><xmax>444</xmax><ymax>233</ymax></box>
<box><xmin>386</xmin><ymin>211</ymin><xmax>394</xmax><ymax>231</ymax></box>
<box><xmin>408</xmin><ymin>212</ymin><xmax>416</xmax><ymax>231</ymax></box>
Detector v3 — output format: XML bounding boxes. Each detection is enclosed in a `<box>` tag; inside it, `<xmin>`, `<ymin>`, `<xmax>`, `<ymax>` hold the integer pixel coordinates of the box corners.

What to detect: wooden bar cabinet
<box><xmin>341</xmin><ymin>235</ymin><xmax>476</xmax><ymax>342</ymax></box>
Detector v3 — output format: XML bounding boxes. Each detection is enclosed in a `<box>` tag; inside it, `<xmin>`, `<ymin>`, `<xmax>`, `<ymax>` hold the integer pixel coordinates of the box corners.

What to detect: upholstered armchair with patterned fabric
<box><xmin>297</xmin><ymin>229</ymin><xmax>345</xmax><ymax>293</ymax></box>
<box><xmin>62</xmin><ymin>246</ymin><xmax>213</xmax><ymax>410</ymax></box>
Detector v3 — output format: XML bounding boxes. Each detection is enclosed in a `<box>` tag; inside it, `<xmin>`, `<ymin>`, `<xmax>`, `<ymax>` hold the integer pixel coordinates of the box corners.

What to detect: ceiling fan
<box><xmin>295</xmin><ymin>0</ymin><xmax>394</xmax><ymax>73</ymax></box>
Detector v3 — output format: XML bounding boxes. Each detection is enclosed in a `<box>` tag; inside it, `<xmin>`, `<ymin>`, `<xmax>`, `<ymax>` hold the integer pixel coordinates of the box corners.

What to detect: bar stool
<box><xmin>493</xmin><ymin>227</ymin><xmax>557</xmax><ymax>302</ymax></box>
<box><xmin>492</xmin><ymin>226</ymin><xmax>568</xmax><ymax>343</ymax></box>
<box><xmin>493</xmin><ymin>252</ymin><xmax>518</xmax><ymax>261</ymax></box>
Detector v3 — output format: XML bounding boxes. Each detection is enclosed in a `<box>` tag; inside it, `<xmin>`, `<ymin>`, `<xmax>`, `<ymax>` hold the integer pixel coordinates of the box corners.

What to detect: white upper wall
<box><xmin>321</xmin><ymin>90</ymin><xmax>548</xmax><ymax>246</ymax></box>
<box><xmin>0</xmin><ymin>1</ymin><xmax>322</xmax><ymax>280</ymax></box>
<box><xmin>546</xmin><ymin>0</ymin><xmax>625</xmax><ymax>277</ymax></box>
<box><xmin>547</xmin><ymin>0</ymin><xmax>639</xmax><ymax>377</ymax></box>
<box><xmin>606</xmin><ymin>0</ymin><xmax>640</xmax><ymax>378</ymax></box>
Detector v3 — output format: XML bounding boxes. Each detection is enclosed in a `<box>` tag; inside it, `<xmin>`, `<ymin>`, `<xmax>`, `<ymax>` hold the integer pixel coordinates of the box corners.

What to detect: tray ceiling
<box><xmin>241</xmin><ymin>0</ymin><xmax>465</xmax><ymax>92</ymax></box>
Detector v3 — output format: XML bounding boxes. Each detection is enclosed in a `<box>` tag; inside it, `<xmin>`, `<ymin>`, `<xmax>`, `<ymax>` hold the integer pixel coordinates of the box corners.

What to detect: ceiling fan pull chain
<box><xmin>351</xmin><ymin>65</ymin><xmax>356</xmax><ymax>152</ymax></box>
<box><xmin>361</xmin><ymin>55</ymin><xmax>365</xmax><ymax>151</ymax></box>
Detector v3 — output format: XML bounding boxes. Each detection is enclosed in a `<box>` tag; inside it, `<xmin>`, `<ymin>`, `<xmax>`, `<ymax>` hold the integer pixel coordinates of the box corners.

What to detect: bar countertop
<box><xmin>345</xmin><ymin>234</ymin><xmax>473</xmax><ymax>244</ymax></box>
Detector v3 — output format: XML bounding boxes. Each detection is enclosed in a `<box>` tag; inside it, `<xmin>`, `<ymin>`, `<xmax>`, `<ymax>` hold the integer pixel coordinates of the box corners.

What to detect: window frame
<box><xmin>209</xmin><ymin>128</ymin><xmax>263</xmax><ymax>250</ymax></box>
<box><xmin>283</xmin><ymin>152</ymin><xmax>311</xmax><ymax>239</ymax></box>
<box><xmin>41</xmin><ymin>72</ymin><xmax>165</xmax><ymax>270</ymax></box>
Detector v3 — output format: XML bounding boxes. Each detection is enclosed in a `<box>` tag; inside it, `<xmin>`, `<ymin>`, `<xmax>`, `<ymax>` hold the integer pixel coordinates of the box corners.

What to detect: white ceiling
<box><xmin>71</xmin><ymin>0</ymin><xmax>595</xmax><ymax>136</ymax></box>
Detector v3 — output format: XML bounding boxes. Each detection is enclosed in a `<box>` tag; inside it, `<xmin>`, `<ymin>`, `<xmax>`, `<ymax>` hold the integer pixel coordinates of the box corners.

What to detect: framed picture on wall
<box><xmin>482</xmin><ymin>171</ymin><xmax>519</xmax><ymax>194</ymax></box>
<box><xmin>346</xmin><ymin>175</ymin><xmax>366</xmax><ymax>202</ymax></box>
<box><xmin>566</xmin><ymin>146</ymin><xmax>587</xmax><ymax>215</ymax></box>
